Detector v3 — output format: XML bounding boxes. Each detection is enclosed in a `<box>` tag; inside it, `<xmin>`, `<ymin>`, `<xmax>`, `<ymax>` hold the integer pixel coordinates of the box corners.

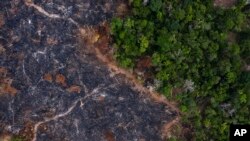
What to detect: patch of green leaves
<box><xmin>11</xmin><ymin>136</ymin><xmax>24</xmax><ymax>141</ymax></box>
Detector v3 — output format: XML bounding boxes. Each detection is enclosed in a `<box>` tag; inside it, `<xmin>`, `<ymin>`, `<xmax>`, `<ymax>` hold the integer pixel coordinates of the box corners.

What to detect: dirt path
<box><xmin>214</xmin><ymin>0</ymin><xmax>237</xmax><ymax>8</ymax></box>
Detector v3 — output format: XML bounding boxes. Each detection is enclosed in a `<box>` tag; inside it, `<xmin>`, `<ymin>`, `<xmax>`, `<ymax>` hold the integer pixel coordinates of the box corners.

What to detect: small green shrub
<box><xmin>11</xmin><ymin>136</ymin><xmax>24</xmax><ymax>141</ymax></box>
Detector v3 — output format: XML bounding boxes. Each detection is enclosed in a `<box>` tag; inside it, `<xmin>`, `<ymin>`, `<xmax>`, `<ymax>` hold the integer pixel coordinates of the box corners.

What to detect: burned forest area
<box><xmin>0</xmin><ymin>0</ymin><xmax>178</xmax><ymax>141</ymax></box>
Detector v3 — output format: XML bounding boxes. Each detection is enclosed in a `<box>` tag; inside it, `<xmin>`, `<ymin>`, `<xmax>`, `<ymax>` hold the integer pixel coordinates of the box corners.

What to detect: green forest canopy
<box><xmin>111</xmin><ymin>0</ymin><xmax>250</xmax><ymax>140</ymax></box>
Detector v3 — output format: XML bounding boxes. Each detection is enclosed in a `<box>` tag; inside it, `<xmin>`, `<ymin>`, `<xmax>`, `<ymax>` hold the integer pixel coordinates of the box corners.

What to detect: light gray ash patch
<box><xmin>32</xmin><ymin>0</ymin><xmax>114</xmax><ymax>25</ymax></box>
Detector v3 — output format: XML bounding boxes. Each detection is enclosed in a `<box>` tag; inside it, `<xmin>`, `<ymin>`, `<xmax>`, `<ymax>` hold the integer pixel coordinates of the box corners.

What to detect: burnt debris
<box><xmin>0</xmin><ymin>0</ymin><xmax>177</xmax><ymax>141</ymax></box>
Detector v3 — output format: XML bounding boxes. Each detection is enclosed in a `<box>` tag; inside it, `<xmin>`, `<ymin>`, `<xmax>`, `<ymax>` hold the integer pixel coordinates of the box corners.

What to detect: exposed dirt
<box><xmin>0</xmin><ymin>67</ymin><xmax>18</xmax><ymax>96</ymax></box>
<box><xmin>0</xmin><ymin>13</ymin><xmax>5</xmax><ymax>28</ymax></box>
<box><xmin>214</xmin><ymin>0</ymin><xmax>237</xmax><ymax>8</ymax></box>
<box><xmin>0</xmin><ymin>134</ymin><xmax>12</xmax><ymax>141</ymax></box>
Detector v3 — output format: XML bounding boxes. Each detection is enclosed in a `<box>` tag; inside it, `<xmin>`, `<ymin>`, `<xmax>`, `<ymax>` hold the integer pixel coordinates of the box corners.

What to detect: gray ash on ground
<box><xmin>0</xmin><ymin>0</ymin><xmax>177</xmax><ymax>141</ymax></box>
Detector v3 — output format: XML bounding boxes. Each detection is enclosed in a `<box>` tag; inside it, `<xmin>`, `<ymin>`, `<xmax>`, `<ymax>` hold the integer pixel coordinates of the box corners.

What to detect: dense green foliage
<box><xmin>111</xmin><ymin>0</ymin><xmax>250</xmax><ymax>140</ymax></box>
<box><xmin>11</xmin><ymin>136</ymin><xmax>24</xmax><ymax>141</ymax></box>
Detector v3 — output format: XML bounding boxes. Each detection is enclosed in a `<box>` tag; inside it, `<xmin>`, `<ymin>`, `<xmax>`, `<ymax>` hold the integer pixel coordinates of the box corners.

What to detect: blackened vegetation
<box><xmin>0</xmin><ymin>0</ymin><xmax>177</xmax><ymax>141</ymax></box>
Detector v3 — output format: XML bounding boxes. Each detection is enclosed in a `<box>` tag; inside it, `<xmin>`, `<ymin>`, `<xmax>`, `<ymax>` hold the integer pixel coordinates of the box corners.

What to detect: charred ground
<box><xmin>0</xmin><ymin>0</ymin><xmax>177</xmax><ymax>141</ymax></box>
